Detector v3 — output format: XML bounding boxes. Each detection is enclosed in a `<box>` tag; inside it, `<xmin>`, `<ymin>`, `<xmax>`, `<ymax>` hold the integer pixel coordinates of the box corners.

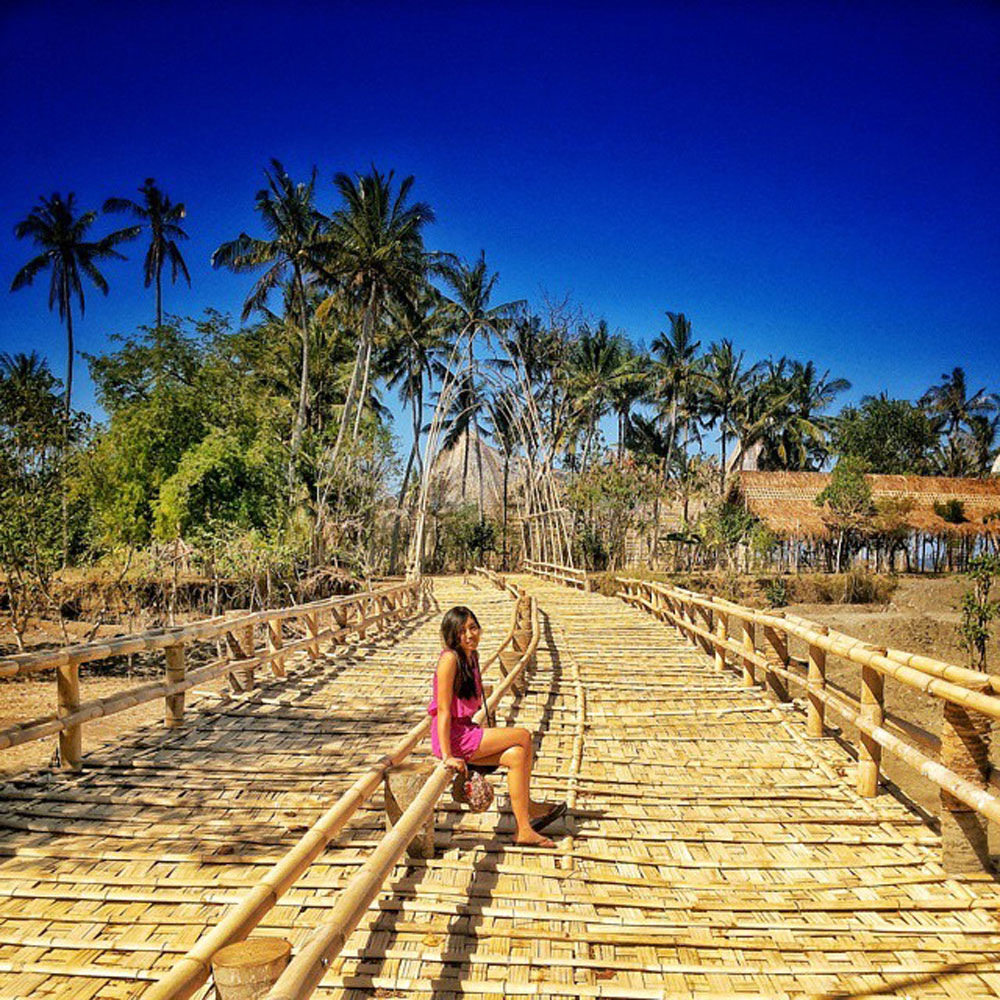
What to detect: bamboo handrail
<box><xmin>148</xmin><ymin>588</ymin><xmax>536</xmax><ymax>1000</ymax></box>
<box><xmin>613</xmin><ymin>575</ymin><xmax>1000</xmax><ymax>851</ymax></box>
<box><xmin>262</xmin><ymin>594</ymin><xmax>540</xmax><ymax>1000</ymax></box>
<box><xmin>0</xmin><ymin>581</ymin><xmax>419</xmax><ymax>679</ymax></box>
<box><xmin>523</xmin><ymin>559</ymin><xmax>588</xmax><ymax>590</ymax></box>
<box><xmin>0</xmin><ymin>580</ymin><xmax>428</xmax><ymax>760</ymax></box>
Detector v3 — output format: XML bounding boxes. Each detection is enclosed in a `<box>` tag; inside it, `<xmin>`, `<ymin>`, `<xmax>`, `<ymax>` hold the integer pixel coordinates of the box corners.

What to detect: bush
<box><xmin>763</xmin><ymin>577</ymin><xmax>788</xmax><ymax>608</ymax></box>
<box><xmin>842</xmin><ymin>569</ymin><xmax>894</xmax><ymax>604</ymax></box>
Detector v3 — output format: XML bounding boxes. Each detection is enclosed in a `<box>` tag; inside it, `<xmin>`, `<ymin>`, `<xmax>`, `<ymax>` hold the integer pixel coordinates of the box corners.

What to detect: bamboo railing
<box><xmin>523</xmin><ymin>559</ymin><xmax>590</xmax><ymax>590</ymax></box>
<box><xmin>615</xmin><ymin>576</ymin><xmax>1000</xmax><ymax>874</ymax></box>
<box><xmin>147</xmin><ymin>588</ymin><xmax>540</xmax><ymax>1000</ymax></box>
<box><xmin>0</xmin><ymin>579</ymin><xmax>430</xmax><ymax>769</ymax></box>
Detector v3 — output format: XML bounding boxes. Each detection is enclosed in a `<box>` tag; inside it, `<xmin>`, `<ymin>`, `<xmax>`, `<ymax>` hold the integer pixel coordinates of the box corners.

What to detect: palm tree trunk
<box><xmin>720</xmin><ymin>425</ymin><xmax>728</xmax><ymax>495</ymax></box>
<box><xmin>502</xmin><ymin>454</ymin><xmax>509</xmax><ymax>570</ymax></box>
<box><xmin>155</xmin><ymin>267</ymin><xmax>163</xmax><ymax>328</ymax></box>
<box><xmin>288</xmin><ymin>266</ymin><xmax>310</xmax><ymax>490</ymax></box>
<box><xmin>475</xmin><ymin>424</ymin><xmax>485</xmax><ymax>521</ymax></box>
<box><xmin>330</xmin><ymin>302</ymin><xmax>372</xmax><ymax>468</ymax></box>
<box><xmin>61</xmin><ymin>278</ymin><xmax>73</xmax><ymax>567</ymax></box>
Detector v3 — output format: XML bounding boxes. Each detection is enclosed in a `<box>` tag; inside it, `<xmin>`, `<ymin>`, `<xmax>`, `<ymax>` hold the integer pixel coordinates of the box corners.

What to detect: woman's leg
<box><xmin>468</xmin><ymin>727</ymin><xmax>552</xmax><ymax>845</ymax></box>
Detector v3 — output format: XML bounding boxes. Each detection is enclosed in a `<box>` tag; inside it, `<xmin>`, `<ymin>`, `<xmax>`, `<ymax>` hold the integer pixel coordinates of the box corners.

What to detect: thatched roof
<box><xmin>429</xmin><ymin>427</ymin><xmax>513</xmax><ymax>513</ymax></box>
<box><xmin>739</xmin><ymin>471</ymin><xmax>1000</xmax><ymax>538</ymax></box>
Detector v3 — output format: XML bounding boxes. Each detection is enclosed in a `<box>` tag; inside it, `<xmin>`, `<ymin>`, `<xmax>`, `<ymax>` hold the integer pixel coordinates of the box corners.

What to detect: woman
<box><xmin>429</xmin><ymin>605</ymin><xmax>565</xmax><ymax>848</ymax></box>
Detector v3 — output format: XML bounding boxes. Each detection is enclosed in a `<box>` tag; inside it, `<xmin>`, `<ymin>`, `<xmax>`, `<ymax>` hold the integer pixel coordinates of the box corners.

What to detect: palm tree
<box><xmin>606</xmin><ymin>339</ymin><xmax>650</xmax><ymax>464</ymax></box>
<box><xmin>700</xmin><ymin>340</ymin><xmax>755</xmax><ymax>494</ymax></box>
<box><xmin>104</xmin><ymin>179</ymin><xmax>191</xmax><ymax>328</ymax></box>
<box><xmin>920</xmin><ymin>367</ymin><xmax>998</xmax><ymax>476</ymax></box>
<box><xmin>758</xmin><ymin>359</ymin><xmax>850</xmax><ymax>472</ymax></box>
<box><xmin>484</xmin><ymin>389</ymin><xmax>521</xmax><ymax>569</ymax></box>
<box><xmin>438</xmin><ymin>251</ymin><xmax>524</xmax><ymax>515</ymax></box>
<box><xmin>650</xmin><ymin>311</ymin><xmax>703</xmax><ymax>476</ymax></box>
<box><xmin>11</xmin><ymin>193</ymin><xmax>138</xmax><ymax>421</ymax></box>
<box><xmin>323</xmin><ymin>167</ymin><xmax>433</xmax><ymax>467</ymax></box>
<box><xmin>565</xmin><ymin>320</ymin><xmax>624</xmax><ymax>471</ymax></box>
<box><xmin>212</xmin><ymin>160</ymin><xmax>325</xmax><ymax>465</ymax></box>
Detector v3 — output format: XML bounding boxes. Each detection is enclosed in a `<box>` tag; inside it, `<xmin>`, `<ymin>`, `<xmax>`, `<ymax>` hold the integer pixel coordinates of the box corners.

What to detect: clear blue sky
<box><xmin>2</xmin><ymin>0</ymin><xmax>998</xmax><ymax>424</ymax></box>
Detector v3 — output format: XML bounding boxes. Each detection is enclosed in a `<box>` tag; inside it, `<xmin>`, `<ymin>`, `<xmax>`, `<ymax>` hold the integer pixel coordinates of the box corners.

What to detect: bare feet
<box><xmin>514</xmin><ymin>831</ymin><xmax>555</xmax><ymax>848</ymax></box>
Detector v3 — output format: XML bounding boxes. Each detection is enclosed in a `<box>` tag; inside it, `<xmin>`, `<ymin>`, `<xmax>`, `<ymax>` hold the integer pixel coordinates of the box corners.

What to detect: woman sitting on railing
<box><xmin>429</xmin><ymin>605</ymin><xmax>565</xmax><ymax>848</ymax></box>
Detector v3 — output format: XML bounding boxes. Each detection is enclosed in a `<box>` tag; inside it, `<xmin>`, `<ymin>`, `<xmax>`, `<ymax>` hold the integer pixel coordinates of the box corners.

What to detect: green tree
<box><xmin>957</xmin><ymin>554</ymin><xmax>1000</xmax><ymax>670</ymax></box>
<box><xmin>920</xmin><ymin>367</ymin><xmax>998</xmax><ymax>476</ymax></box>
<box><xmin>0</xmin><ymin>353</ymin><xmax>71</xmax><ymax>647</ymax></box>
<box><xmin>322</xmin><ymin>167</ymin><xmax>433</xmax><ymax>466</ymax></box>
<box><xmin>833</xmin><ymin>394</ymin><xmax>939</xmax><ymax>474</ymax></box>
<box><xmin>815</xmin><ymin>456</ymin><xmax>875</xmax><ymax>572</ymax></box>
<box><xmin>438</xmin><ymin>251</ymin><xmax>523</xmax><ymax>514</ymax></box>
<box><xmin>212</xmin><ymin>160</ymin><xmax>325</xmax><ymax>466</ymax></box>
<box><xmin>650</xmin><ymin>311</ymin><xmax>702</xmax><ymax>474</ymax></box>
<box><xmin>11</xmin><ymin>192</ymin><xmax>139</xmax><ymax>422</ymax></box>
<box><xmin>104</xmin><ymin>178</ymin><xmax>191</xmax><ymax>328</ymax></box>
<box><xmin>700</xmin><ymin>339</ymin><xmax>755</xmax><ymax>494</ymax></box>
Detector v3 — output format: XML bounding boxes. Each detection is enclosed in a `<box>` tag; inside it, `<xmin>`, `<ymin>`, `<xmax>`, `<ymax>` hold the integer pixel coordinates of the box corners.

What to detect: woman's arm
<box><xmin>436</xmin><ymin>650</ymin><xmax>466</xmax><ymax>773</ymax></box>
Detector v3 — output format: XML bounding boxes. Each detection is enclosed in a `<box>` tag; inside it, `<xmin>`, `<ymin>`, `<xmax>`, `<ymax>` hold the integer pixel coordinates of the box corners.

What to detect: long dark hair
<box><xmin>441</xmin><ymin>605</ymin><xmax>481</xmax><ymax>699</ymax></box>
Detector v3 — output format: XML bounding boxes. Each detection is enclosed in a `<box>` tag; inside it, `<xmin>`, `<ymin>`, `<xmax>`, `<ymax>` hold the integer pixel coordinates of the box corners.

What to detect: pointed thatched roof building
<box><xmin>739</xmin><ymin>471</ymin><xmax>1000</xmax><ymax>539</ymax></box>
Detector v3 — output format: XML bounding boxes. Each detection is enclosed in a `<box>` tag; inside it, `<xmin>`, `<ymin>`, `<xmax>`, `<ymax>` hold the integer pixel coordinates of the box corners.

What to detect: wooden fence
<box><xmin>523</xmin><ymin>559</ymin><xmax>1000</xmax><ymax>874</ymax></box>
<box><xmin>616</xmin><ymin>576</ymin><xmax>1000</xmax><ymax>874</ymax></box>
<box><xmin>522</xmin><ymin>559</ymin><xmax>590</xmax><ymax>590</ymax></box>
<box><xmin>0</xmin><ymin>579</ymin><xmax>430</xmax><ymax>770</ymax></box>
<box><xmin>146</xmin><ymin>587</ymin><xmax>540</xmax><ymax>1000</ymax></box>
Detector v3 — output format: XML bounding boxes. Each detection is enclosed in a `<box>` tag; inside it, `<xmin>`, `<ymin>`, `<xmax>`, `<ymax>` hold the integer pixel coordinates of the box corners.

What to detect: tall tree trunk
<box><xmin>61</xmin><ymin>280</ymin><xmax>73</xmax><ymax>567</ymax></box>
<box><xmin>330</xmin><ymin>299</ymin><xmax>373</xmax><ymax>469</ymax></box>
<box><xmin>155</xmin><ymin>266</ymin><xmax>163</xmax><ymax>328</ymax></box>
<box><xmin>502</xmin><ymin>454</ymin><xmax>509</xmax><ymax>570</ymax></box>
<box><xmin>353</xmin><ymin>336</ymin><xmax>373</xmax><ymax>439</ymax></box>
<box><xmin>475</xmin><ymin>424</ymin><xmax>485</xmax><ymax>521</ymax></box>
<box><xmin>720</xmin><ymin>425</ymin><xmax>728</xmax><ymax>496</ymax></box>
<box><xmin>289</xmin><ymin>265</ymin><xmax>310</xmax><ymax>490</ymax></box>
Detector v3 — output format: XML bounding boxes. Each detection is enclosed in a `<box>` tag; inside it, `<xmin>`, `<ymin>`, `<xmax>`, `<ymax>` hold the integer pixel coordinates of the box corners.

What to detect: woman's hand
<box><xmin>444</xmin><ymin>756</ymin><xmax>467</xmax><ymax>775</ymax></box>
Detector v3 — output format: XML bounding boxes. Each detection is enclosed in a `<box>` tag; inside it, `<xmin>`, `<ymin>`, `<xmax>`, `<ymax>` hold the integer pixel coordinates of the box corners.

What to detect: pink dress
<box><xmin>428</xmin><ymin>650</ymin><xmax>485</xmax><ymax>760</ymax></box>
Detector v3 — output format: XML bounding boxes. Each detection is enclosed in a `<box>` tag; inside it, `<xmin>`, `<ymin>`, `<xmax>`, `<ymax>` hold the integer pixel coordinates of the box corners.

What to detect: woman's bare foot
<box><xmin>514</xmin><ymin>831</ymin><xmax>555</xmax><ymax>848</ymax></box>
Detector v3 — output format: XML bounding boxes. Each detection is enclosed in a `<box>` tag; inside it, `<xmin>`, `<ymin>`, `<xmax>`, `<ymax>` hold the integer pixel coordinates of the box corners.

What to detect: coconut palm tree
<box><xmin>322</xmin><ymin>167</ymin><xmax>433</xmax><ymax>467</ymax></box>
<box><xmin>606</xmin><ymin>339</ymin><xmax>650</xmax><ymax>464</ymax></box>
<box><xmin>212</xmin><ymin>160</ymin><xmax>325</xmax><ymax>465</ymax></box>
<box><xmin>11</xmin><ymin>193</ymin><xmax>138</xmax><ymax>421</ymax></box>
<box><xmin>758</xmin><ymin>359</ymin><xmax>851</xmax><ymax>472</ymax></box>
<box><xmin>650</xmin><ymin>311</ymin><xmax>703</xmax><ymax>475</ymax></box>
<box><xmin>699</xmin><ymin>339</ymin><xmax>754</xmax><ymax>494</ymax></box>
<box><xmin>438</xmin><ymin>251</ymin><xmax>524</xmax><ymax>514</ymax></box>
<box><xmin>565</xmin><ymin>320</ymin><xmax>625</xmax><ymax>471</ymax></box>
<box><xmin>484</xmin><ymin>389</ymin><xmax>521</xmax><ymax>569</ymax></box>
<box><xmin>104</xmin><ymin>179</ymin><xmax>191</xmax><ymax>328</ymax></box>
<box><xmin>920</xmin><ymin>367</ymin><xmax>998</xmax><ymax>475</ymax></box>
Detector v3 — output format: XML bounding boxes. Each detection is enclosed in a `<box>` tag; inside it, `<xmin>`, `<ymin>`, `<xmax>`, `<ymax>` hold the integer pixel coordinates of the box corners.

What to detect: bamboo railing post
<box><xmin>939</xmin><ymin>685</ymin><xmax>993</xmax><ymax>872</ymax></box>
<box><xmin>858</xmin><ymin>647</ymin><xmax>887</xmax><ymax>797</ymax></box>
<box><xmin>164</xmin><ymin>642</ymin><xmax>186</xmax><ymax>728</ymax></box>
<box><xmin>267</xmin><ymin>619</ymin><xmax>286</xmax><ymax>678</ymax></box>
<box><xmin>226</xmin><ymin>628</ymin><xmax>255</xmax><ymax>693</ymax></box>
<box><xmin>56</xmin><ymin>661</ymin><xmax>82</xmax><ymax>769</ymax></box>
<box><xmin>305</xmin><ymin>613</ymin><xmax>320</xmax><ymax>659</ymax></box>
<box><xmin>741</xmin><ymin>619</ymin><xmax>756</xmax><ymax>688</ymax></box>
<box><xmin>713</xmin><ymin>605</ymin><xmax>727</xmax><ymax>673</ymax></box>
<box><xmin>806</xmin><ymin>625</ymin><xmax>828</xmax><ymax>738</ymax></box>
<box><xmin>384</xmin><ymin>761</ymin><xmax>436</xmax><ymax>858</ymax></box>
<box><xmin>762</xmin><ymin>612</ymin><xmax>791</xmax><ymax>703</ymax></box>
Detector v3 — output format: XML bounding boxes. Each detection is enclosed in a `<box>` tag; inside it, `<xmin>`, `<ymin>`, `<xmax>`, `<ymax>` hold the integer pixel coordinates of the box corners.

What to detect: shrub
<box><xmin>763</xmin><ymin>577</ymin><xmax>788</xmax><ymax>608</ymax></box>
<box><xmin>933</xmin><ymin>499</ymin><xmax>966</xmax><ymax>524</ymax></box>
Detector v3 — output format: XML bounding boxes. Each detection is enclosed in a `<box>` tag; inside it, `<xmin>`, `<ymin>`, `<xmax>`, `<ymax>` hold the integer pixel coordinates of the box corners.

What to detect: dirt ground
<box><xmin>2</xmin><ymin>575</ymin><xmax>998</xmax><ymax>818</ymax></box>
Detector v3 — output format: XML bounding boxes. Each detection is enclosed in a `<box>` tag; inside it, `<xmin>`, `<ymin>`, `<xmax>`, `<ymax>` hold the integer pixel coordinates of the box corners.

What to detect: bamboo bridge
<box><xmin>1</xmin><ymin>570</ymin><xmax>999</xmax><ymax>1000</ymax></box>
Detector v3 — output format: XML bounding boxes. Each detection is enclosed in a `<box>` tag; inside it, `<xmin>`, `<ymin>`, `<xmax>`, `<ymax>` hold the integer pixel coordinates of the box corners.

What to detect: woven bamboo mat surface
<box><xmin>1</xmin><ymin>577</ymin><xmax>999</xmax><ymax>999</ymax></box>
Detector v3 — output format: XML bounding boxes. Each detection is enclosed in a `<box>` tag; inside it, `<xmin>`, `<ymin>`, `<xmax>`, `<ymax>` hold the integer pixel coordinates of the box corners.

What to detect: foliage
<box><xmin>933</xmin><ymin>499</ymin><xmax>966</xmax><ymax>524</ymax></box>
<box><xmin>763</xmin><ymin>576</ymin><xmax>788</xmax><ymax>608</ymax></box>
<box><xmin>567</xmin><ymin>460</ymin><xmax>655</xmax><ymax>569</ymax></box>
<box><xmin>957</xmin><ymin>554</ymin><xmax>1000</xmax><ymax>669</ymax></box>
<box><xmin>0</xmin><ymin>354</ymin><xmax>76</xmax><ymax>647</ymax></box>
<box><xmin>833</xmin><ymin>394</ymin><xmax>939</xmax><ymax>474</ymax></box>
<box><xmin>697</xmin><ymin>500</ymin><xmax>756</xmax><ymax>569</ymax></box>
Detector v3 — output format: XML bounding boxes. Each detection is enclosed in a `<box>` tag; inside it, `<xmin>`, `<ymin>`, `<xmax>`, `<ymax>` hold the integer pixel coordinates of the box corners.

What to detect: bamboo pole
<box><xmin>266</xmin><ymin>620</ymin><xmax>285</xmax><ymax>678</ymax></box>
<box><xmin>858</xmin><ymin>648</ymin><xmax>886</xmax><ymax>797</ymax></box>
<box><xmin>741</xmin><ymin>620</ymin><xmax>756</xmax><ymax>688</ymax></box>
<box><xmin>164</xmin><ymin>643</ymin><xmax>186</xmax><ymax>729</ymax></box>
<box><xmin>56</xmin><ymin>660</ymin><xmax>81</xmax><ymax>769</ymax></box>
<box><xmin>806</xmin><ymin>625</ymin><xmax>828</xmax><ymax>739</ymax></box>
<box><xmin>762</xmin><ymin>611</ymin><xmax>790</xmax><ymax>703</ymax></box>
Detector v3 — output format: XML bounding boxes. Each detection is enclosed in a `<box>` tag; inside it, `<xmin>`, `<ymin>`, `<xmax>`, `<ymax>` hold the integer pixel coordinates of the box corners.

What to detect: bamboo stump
<box><xmin>940</xmin><ymin>697</ymin><xmax>992</xmax><ymax>873</ymax></box>
<box><xmin>384</xmin><ymin>762</ymin><xmax>436</xmax><ymax>859</ymax></box>
<box><xmin>211</xmin><ymin>936</ymin><xmax>291</xmax><ymax>999</ymax></box>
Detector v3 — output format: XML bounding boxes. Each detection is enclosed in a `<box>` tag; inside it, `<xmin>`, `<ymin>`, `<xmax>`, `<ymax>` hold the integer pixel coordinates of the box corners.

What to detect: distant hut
<box><xmin>738</xmin><ymin>471</ymin><xmax>1000</xmax><ymax>572</ymax></box>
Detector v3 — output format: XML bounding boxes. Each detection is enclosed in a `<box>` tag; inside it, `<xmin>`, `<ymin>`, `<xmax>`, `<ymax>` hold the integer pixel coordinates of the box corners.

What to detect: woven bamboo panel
<box><xmin>2</xmin><ymin>577</ymin><xmax>999</xmax><ymax>999</ymax></box>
